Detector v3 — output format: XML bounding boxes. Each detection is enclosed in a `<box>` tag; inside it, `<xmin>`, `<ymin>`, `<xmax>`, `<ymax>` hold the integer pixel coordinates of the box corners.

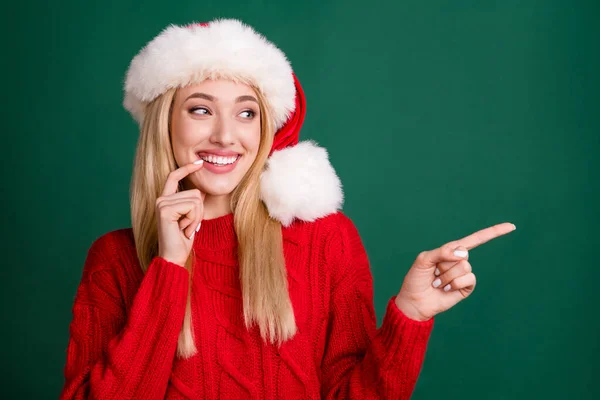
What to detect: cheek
<box><xmin>242</xmin><ymin>123</ymin><xmax>261</xmax><ymax>154</ymax></box>
<box><xmin>171</xmin><ymin>117</ymin><xmax>212</xmax><ymax>160</ymax></box>
<box><xmin>173</xmin><ymin>121</ymin><xmax>202</xmax><ymax>146</ymax></box>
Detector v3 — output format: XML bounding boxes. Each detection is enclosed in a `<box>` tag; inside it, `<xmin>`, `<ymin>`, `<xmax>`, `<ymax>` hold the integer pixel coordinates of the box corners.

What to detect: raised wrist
<box><xmin>394</xmin><ymin>295</ymin><xmax>431</xmax><ymax>322</ymax></box>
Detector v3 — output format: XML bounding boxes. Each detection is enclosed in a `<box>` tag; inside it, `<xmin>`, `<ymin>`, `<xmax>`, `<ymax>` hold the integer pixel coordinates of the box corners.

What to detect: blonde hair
<box><xmin>129</xmin><ymin>82</ymin><xmax>297</xmax><ymax>359</ymax></box>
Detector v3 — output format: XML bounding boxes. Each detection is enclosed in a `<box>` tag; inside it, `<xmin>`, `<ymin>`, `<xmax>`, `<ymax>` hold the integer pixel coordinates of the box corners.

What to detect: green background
<box><xmin>2</xmin><ymin>0</ymin><xmax>598</xmax><ymax>398</ymax></box>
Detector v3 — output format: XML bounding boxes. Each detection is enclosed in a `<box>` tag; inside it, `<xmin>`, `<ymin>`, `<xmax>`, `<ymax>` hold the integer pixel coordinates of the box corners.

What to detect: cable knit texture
<box><xmin>60</xmin><ymin>211</ymin><xmax>434</xmax><ymax>399</ymax></box>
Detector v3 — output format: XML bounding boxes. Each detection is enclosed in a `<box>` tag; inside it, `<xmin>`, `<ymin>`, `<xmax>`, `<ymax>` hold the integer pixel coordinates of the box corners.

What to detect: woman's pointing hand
<box><xmin>394</xmin><ymin>222</ymin><xmax>516</xmax><ymax>321</ymax></box>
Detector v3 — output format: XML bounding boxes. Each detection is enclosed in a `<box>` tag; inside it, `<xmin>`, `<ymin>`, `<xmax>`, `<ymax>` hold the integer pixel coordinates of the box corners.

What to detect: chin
<box><xmin>195</xmin><ymin>179</ymin><xmax>241</xmax><ymax>197</ymax></box>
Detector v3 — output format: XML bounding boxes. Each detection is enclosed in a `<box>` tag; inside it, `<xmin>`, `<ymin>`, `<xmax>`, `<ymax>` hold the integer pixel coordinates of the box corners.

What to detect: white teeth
<box><xmin>199</xmin><ymin>154</ymin><xmax>238</xmax><ymax>165</ymax></box>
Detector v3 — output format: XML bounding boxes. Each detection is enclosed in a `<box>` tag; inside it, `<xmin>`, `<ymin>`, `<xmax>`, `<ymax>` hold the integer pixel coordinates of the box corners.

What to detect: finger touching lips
<box><xmin>161</xmin><ymin>162</ymin><xmax>204</xmax><ymax>197</ymax></box>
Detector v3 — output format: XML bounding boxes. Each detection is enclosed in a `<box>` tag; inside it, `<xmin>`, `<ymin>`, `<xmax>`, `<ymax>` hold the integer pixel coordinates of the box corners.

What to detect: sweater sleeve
<box><xmin>59</xmin><ymin>235</ymin><xmax>190</xmax><ymax>400</ymax></box>
<box><xmin>320</xmin><ymin>214</ymin><xmax>435</xmax><ymax>399</ymax></box>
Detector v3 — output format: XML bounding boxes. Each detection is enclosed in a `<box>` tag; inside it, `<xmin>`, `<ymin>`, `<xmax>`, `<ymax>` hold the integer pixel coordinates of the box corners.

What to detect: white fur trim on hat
<box><xmin>260</xmin><ymin>141</ymin><xmax>344</xmax><ymax>227</ymax></box>
<box><xmin>123</xmin><ymin>19</ymin><xmax>295</xmax><ymax>129</ymax></box>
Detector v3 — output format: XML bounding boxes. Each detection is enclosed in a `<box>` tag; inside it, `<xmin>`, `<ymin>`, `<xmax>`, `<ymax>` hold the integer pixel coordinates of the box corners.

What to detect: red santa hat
<box><xmin>123</xmin><ymin>18</ymin><xmax>343</xmax><ymax>226</ymax></box>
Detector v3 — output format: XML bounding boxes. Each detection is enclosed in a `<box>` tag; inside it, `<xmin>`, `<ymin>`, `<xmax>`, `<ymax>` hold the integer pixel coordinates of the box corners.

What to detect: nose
<box><xmin>209</xmin><ymin>113</ymin><xmax>235</xmax><ymax>146</ymax></box>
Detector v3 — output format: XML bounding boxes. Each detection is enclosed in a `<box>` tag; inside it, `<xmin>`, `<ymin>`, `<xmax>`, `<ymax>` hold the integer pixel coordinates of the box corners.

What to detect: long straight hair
<box><xmin>130</xmin><ymin>82</ymin><xmax>297</xmax><ymax>359</ymax></box>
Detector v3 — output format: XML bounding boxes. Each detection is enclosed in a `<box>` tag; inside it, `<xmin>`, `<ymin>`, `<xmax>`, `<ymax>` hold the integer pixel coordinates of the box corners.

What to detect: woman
<box><xmin>59</xmin><ymin>19</ymin><xmax>515</xmax><ymax>399</ymax></box>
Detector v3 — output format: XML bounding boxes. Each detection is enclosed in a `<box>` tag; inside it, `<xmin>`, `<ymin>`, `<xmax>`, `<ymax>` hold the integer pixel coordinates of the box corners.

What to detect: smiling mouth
<box><xmin>196</xmin><ymin>153</ymin><xmax>241</xmax><ymax>166</ymax></box>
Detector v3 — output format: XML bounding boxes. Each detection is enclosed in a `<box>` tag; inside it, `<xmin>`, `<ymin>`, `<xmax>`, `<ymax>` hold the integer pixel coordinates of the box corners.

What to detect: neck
<box><xmin>202</xmin><ymin>193</ymin><xmax>233</xmax><ymax>220</ymax></box>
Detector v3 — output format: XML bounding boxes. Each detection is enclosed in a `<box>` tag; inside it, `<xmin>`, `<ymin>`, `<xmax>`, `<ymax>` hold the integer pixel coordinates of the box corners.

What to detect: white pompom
<box><xmin>260</xmin><ymin>140</ymin><xmax>344</xmax><ymax>226</ymax></box>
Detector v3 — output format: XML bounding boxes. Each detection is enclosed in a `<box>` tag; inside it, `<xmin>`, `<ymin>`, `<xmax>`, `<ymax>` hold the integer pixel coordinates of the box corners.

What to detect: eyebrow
<box><xmin>184</xmin><ymin>92</ymin><xmax>258</xmax><ymax>104</ymax></box>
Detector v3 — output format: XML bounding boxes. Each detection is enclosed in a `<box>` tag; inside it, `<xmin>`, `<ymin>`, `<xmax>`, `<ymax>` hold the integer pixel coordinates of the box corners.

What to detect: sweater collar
<box><xmin>194</xmin><ymin>212</ymin><xmax>236</xmax><ymax>250</ymax></box>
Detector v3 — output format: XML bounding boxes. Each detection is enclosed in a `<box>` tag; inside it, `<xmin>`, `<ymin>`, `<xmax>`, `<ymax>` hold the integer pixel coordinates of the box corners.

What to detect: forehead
<box><xmin>176</xmin><ymin>79</ymin><xmax>256</xmax><ymax>101</ymax></box>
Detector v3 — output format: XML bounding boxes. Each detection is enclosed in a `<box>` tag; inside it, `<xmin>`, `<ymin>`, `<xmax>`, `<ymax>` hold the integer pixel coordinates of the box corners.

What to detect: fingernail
<box><xmin>512</xmin><ymin>224</ymin><xmax>516</xmax><ymax>230</ymax></box>
<box><xmin>444</xmin><ymin>284</ymin><xmax>451</xmax><ymax>292</ymax></box>
<box><xmin>196</xmin><ymin>222</ymin><xmax>201</xmax><ymax>232</ymax></box>
<box><xmin>193</xmin><ymin>159</ymin><xmax>204</xmax><ymax>165</ymax></box>
<box><xmin>454</xmin><ymin>249</ymin><xmax>468</xmax><ymax>258</ymax></box>
<box><xmin>434</xmin><ymin>268</ymin><xmax>440</xmax><ymax>276</ymax></box>
<box><xmin>432</xmin><ymin>278</ymin><xmax>441</xmax><ymax>288</ymax></box>
<box><xmin>189</xmin><ymin>231</ymin><xmax>195</xmax><ymax>240</ymax></box>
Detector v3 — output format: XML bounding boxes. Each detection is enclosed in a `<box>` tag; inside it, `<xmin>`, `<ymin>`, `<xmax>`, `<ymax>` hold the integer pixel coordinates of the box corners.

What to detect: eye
<box><xmin>239</xmin><ymin>110</ymin><xmax>256</xmax><ymax>119</ymax></box>
<box><xmin>190</xmin><ymin>106</ymin><xmax>210</xmax><ymax>115</ymax></box>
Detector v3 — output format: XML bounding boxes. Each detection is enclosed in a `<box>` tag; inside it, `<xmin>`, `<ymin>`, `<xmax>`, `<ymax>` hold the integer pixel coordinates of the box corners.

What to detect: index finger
<box><xmin>455</xmin><ymin>222</ymin><xmax>516</xmax><ymax>250</ymax></box>
<box><xmin>160</xmin><ymin>161</ymin><xmax>204</xmax><ymax>197</ymax></box>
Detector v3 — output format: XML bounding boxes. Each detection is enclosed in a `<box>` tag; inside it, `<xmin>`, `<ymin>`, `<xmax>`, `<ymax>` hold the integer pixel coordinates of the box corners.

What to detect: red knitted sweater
<box><xmin>59</xmin><ymin>211</ymin><xmax>434</xmax><ymax>399</ymax></box>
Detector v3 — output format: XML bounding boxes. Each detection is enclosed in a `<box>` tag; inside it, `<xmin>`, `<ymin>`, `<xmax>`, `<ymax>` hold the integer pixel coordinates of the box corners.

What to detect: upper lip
<box><xmin>196</xmin><ymin>150</ymin><xmax>241</xmax><ymax>157</ymax></box>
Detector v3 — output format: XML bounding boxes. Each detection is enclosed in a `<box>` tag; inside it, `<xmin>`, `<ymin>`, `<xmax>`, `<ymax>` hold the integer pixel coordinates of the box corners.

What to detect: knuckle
<box><xmin>455</xmin><ymin>260</ymin><xmax>471</xmax><ymax>272</ymax></box>
<box><xmin>417</xmin><ymin>251</ymin><xmax>428</xmax><ymax>262</ymax></box>
<box><xmin>463</xmin><ymin>262</ymin><xmax>472</xmax><ymax>273</ymax></box>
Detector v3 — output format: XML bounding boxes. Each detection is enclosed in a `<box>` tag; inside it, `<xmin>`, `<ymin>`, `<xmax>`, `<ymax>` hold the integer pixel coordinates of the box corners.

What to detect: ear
<box><xmin>260</xmin><ymin>140</ymin><xmax>344</xmax><ymax>227</ymax></box>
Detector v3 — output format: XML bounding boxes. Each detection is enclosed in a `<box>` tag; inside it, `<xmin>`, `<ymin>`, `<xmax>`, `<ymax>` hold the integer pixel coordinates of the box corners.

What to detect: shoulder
<box><xmin>86</xmin><ymin>228</ymin><xmax>137</xmax><ymax>264</ymax></box>
<box><xmin>283</xmin><ymin>211</ymin><xmax>366</xmax><ymax>265</ymax></box>
<box><xmin>283</xmin><ymin>209</ymin><xmax>361</xmax><ymax>238</ymax></box>
<box><xmin>281</xmin><ymin>210</ymin><xmax>352</xmax><ymax>240</ymax></box>
<box><xmin>283</xmin><ymin>211</ymin><xmax>371</xmax><ymax>293</ymax></box>
<box><xmin>79</xmin><ymin>228</ymin><xmax>141</xmax><ymax>292</ymax></box>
